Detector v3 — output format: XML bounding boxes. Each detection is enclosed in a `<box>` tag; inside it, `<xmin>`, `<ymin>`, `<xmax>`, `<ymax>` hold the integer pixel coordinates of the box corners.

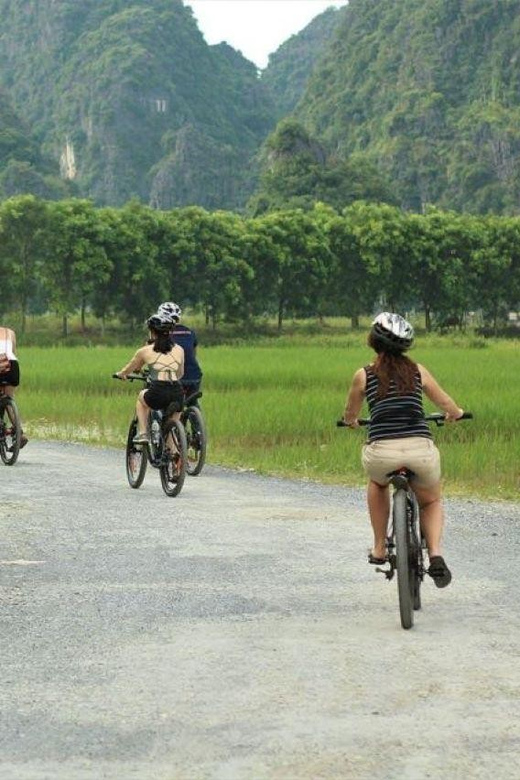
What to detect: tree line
<box><xmin>0</xmin><ymin>195</ymin><xmax>518</xmax><ymax>335</ymax></box>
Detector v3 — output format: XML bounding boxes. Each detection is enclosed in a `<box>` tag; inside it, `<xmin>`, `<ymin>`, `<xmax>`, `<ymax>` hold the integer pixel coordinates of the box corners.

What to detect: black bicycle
<box><xmin>181</xmin><ymin>389</ymin><xmax>207</xmax><ymax>476</ymax></box>
<box><xmin>338</xmin><ymin>412</ymin><xmax>473</xmax><ymax>629</ymax></box>
<box><xmin>0</xmin><ymin>385</ymin><xmax>22</xmax><ymax>465</ymax></box>
<box><xmin>113</xmin><ymin>373</ymin><xmax>187</xmax><ymax>497</ymax></box>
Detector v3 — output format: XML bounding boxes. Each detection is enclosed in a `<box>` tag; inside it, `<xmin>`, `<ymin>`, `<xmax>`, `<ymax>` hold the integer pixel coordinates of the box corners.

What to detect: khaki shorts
<box><xmin>362</xmin><ymin>436</ymin><xmax>441</xmax><ymax>488</ymax></box>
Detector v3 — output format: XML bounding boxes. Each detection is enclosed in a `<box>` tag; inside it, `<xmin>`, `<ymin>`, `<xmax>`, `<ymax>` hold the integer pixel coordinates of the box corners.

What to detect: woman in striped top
<box><xmin>342</xmin><ymin>313</ymin><xmax>464</xmax><ymax>588</ymax></box>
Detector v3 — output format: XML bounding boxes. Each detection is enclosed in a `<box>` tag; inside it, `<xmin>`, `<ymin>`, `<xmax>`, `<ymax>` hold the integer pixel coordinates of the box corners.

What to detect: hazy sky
<box><xmin>186</xmin><ymin>1</ymin><xmax>348</xmax><ymax>69</ymax></box>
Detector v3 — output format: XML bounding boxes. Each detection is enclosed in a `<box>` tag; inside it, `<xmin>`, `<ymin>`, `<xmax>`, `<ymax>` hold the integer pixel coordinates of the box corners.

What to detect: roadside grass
<box><xmin>16</xmin><ymin>335</ymin><xmax>519</xmax><ymax>500</ymax></box>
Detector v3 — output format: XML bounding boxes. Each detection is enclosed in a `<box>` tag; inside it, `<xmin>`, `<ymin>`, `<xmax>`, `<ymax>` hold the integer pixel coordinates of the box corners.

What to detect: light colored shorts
<box><xmin>361</xmin><ymin>436</ymin><xmax>441</xmax><ymax>488</ymax></box>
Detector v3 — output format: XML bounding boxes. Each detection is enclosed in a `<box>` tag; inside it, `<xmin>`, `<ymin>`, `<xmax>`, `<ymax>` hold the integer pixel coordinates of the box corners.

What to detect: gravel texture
<box><xmin>1</xmin><ymin>442</ymin><xmax>519</xmax><ymax>780</ymax></box>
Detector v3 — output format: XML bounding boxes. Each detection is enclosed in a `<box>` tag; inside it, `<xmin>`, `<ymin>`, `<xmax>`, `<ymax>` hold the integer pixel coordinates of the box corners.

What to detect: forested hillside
<box><xmin>261</xmin><ymin>7</ymin><xmax>345</xmax><ymax>119</ymax></box>
<box><xmin>0</xmin><ymin>0</ymin><xmax>277</xmax><ymax>209</ymax></box>
<box><xmin>294</xmin><ymin>0</ymin><xmax>520</xmax><ymax>214</ymax></box>
<box><xmin>0</xmin><ymin>89</ymin><xmax>67</xmax><ymax>200</ymax></box>
<box><xmin>2</xmin><ymin>0</ymin><xmax>520</xmax><ymax>215</ymax></box>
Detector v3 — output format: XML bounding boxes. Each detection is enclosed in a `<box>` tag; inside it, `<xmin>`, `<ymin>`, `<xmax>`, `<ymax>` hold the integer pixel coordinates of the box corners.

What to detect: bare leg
<box><xmin>367</xmin><ymin>480</ymin><xmax>390</xmax><ymax>559</ymax></box>
<box><xmin>412</xmin><ymin>482</ymin><xmax>443</xmax><ymax>558</ymax></box>
<box><xmin>136</xmin><ymin>390</ymin><xmax>150</xmax><ymax>435</ymax></box>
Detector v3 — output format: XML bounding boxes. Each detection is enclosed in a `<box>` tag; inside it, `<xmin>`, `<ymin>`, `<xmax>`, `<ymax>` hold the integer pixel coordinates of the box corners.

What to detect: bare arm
<box><xmin>419</xmin><ymin>364</ymin><xmax>463</xmax><ymax>422</ymax></box>
<box><xmin>343</xmin><ymin>368</ymin><xmax>366</xmax><ymax>427</ymax></box>
<box><xmin>116</xmin><ymin>348</ymin><xmax>146</xmax><ymax>379</ymax></box>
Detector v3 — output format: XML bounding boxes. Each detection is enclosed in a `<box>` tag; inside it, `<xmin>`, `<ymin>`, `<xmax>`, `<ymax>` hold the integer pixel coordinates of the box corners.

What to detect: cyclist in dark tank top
<box><xmin>342</xmin><ymin>313</ymin><xmax>464</xmax><ymax>588</ymax></box>
<box><xmin>156</xmin><ymin>302</ymin><xmax>203</xmax><ymax>403</ymax></box>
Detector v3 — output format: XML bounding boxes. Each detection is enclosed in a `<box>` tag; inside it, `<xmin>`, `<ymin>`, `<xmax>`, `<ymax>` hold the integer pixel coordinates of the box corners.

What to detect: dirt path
<box><xmin>1</xmin><ymin>442</ymin><xmax>519</xmax><ymax>779</ymax></box>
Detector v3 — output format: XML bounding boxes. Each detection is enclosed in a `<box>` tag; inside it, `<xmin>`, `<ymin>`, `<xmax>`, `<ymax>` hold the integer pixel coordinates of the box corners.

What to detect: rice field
<box><xmin>16</xmin><ymin>336</ymin><xmax>519</xmax><ymax>499</ymax></box>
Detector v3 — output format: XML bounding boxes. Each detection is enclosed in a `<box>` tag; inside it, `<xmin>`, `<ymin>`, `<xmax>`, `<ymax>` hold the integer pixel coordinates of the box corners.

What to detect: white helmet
<box><xmin>157</xmin><ymin>301</ymin><xmax>182</xmax><ymax>322</ymax></box>
<box><xmin>371</xmin><ymin>312</ymin><xmax>414</xmax><ymax>350</ymax></box>
<box><xmin>146</xmin><ymin>312</ymin><xmax>174</xmax><ymax>333</ymax></box>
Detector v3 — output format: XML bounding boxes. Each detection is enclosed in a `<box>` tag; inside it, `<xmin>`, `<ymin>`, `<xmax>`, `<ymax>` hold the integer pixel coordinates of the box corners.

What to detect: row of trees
<box><xmin>0</xmin><ymin>195</ymin><xmax>519</xmax><ymax>335</ymax></box>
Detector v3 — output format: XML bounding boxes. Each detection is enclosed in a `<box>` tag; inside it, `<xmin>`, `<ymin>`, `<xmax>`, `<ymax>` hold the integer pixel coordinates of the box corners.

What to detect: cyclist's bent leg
<box><xmin>135</xmin><ymin>390</ymin><xmax>150</xmax><ymax>437</ymax></box>
<box><xmin>366</xmin><ymin>480</ymin><xmax>390</xmax><ymax>560</ymax></box>
<box><xmin>412</xmin><ymin>482</ymin><xmax>443</xmax><ymax>558</ymax></box>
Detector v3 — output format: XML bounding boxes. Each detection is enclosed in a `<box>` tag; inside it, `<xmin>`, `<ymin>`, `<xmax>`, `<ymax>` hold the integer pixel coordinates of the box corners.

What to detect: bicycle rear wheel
<box><xmin>0</xmin><ymin>397</ymin><xmax>21</xmax><ymax>465</ymax></box>
<box><xmin>160</xmin><ymin>419</ymin><xmax>187</xmax><ymax>497</ymax></box>
<box><xmin>408</xmin><ymin>494</ymin><xmax>423</xmax><ymax>611</ymax></box>
<box><xmin>393</xmin><ymin>489</ymin><xmax>414</xmax><ymax>629</ymax></box>
<box><xmin>126</xmin><ymin>417</ymin><xmax>147</xmax><ymax>488</ymax></box>
<box><xmin>183</xmin><ymin>405</ymin><xmax>207</xmax><ymax>476</ymax></box>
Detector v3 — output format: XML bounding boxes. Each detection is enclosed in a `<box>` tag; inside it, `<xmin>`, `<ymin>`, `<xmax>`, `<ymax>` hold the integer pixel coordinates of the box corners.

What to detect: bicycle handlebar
<box><xmin>112</xmin><ymin>373</ymin><xmax>147</xmax><ymax>382</ymax></box>
<box><xmin>336</xmin><ymin>412</ymin><xmax>473</xmax><ymax>428</ymax></box>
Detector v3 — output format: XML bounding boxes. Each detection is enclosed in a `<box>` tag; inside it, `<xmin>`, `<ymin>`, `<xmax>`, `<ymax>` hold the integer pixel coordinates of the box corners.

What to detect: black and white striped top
<box><xmin>364</xmin><ymin>365</ymin><xmax>432</xmax><ymax>443</ymax></box>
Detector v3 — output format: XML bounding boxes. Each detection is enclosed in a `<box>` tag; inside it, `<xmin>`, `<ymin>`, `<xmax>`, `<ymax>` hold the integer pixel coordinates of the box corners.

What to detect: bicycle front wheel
<box><xmin>0</xmin><ymin>397</ymin><xmax>22</xmax><ymax>465</ymax></box>
<box><xmin>160</xmin><ymin>419</ymin><xmax>187</xmax><ymax>497</ymax></box>
<box><xmin>184</xmin><ymin>406</ymin><xmax>207</xmax><ymax>476</ymax></box>
<box><xmin>126</xmin><ymin>418</ymin><xmax>147</xmax><ymax>488</ymax></box>
<box><xmin>393</xmin><ymin>489</ymin><xmax>414</xmax><ymax>629</ymax></box>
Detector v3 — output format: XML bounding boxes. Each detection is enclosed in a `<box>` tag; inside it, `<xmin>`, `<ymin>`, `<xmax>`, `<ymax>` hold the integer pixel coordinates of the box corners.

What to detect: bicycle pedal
<box><xmin>375</xmin><ymin>564</ymin><xmax>395</xmax><ymax>581</ymax></box>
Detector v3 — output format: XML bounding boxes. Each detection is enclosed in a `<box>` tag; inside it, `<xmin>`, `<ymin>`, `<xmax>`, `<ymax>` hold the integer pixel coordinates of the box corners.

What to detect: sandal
<box><xmin>368</xmin><ymin>553</ymin><xmax>387</xmax><ymax>565</ymax></box>
<box><xmin>428</xmin><ymin>556</ymin><xmax>452</xmax><ymax>588</ymax></box>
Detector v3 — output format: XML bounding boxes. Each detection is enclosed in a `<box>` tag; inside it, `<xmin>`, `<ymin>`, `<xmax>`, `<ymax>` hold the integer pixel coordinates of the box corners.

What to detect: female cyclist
<box><xmin>156</xmin><ymin>302</ymin><xmax>203</xmax><ymax>402</ymax></box>
<box><xmin>115</xmin><ymin>314</ymin><xmax>185</xmax><ymax>445</ymax></box>
<box><xmin>342</xmin><ymin>312</ymin><xmax>464</xmax><ymax>588</ymax></box>
<box><xmin>0</xmin><ymin>325</ymin><xmax>28</xmax><ymax>447</ymax></box>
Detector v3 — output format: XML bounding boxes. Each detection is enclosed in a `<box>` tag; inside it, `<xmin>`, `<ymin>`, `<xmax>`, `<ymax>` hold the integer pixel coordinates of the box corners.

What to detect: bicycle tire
<box><xmin>0</xmin><ymin>397</ymin><xmax>22</xmax><ymax>465</ymax></box>
<box><xmin>125</xmin><ymin>417</ymin><xmax>147</xmax><ymax>489</ymax></box>
<box><xmin>160</xmin><ymin>419</ymin><xmax>187</xmax><ymax>497</ymax></box>
<box><xmin>393</xmin><ymin>489</ymin><xmax>414</xmax><ymax>629</ymax></box>
<box><xmin>408</xmin><ymin>494</ymin><xmax>422</xmax><ymax>611</ymax></box>
<box><xmin>183</xmin><ymin>406</ymin><xmax>207</xmax><ymax>476</ymax></box>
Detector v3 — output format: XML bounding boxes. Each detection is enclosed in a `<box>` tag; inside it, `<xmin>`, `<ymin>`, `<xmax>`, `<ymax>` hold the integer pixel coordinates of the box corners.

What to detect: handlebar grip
<box><xmin>459</xmin><ymin>411</ymin><xmax>473</xmax><ymax>420</ymax></box>
<box><xmin>112</xmin><ymin>373</ymin><xmax>120</xmax><ymax>379</ymax></box>
<box><xmin>336</xmin><ymin>419</ymin><xmax>370</xmax><ymax>427</ymax></box>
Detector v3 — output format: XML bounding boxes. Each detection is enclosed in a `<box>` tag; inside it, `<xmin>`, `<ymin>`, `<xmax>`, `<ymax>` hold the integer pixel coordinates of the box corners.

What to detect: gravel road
<box><xmin>1</xmin><ymin>442</ymin><xmax>519</xmax><ymax>780</ymax></box>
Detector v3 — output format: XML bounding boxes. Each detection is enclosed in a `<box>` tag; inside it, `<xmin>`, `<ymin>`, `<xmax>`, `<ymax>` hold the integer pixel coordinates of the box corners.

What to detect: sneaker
<box><xmin>132</xmin><ymin>433</ymin><xmax>150</xmax><ymax>446</ymax></box>
<box><xmin>428</xmin><ymin>556</ymin><xmax>452</xmax><ymax>588</ymax></box>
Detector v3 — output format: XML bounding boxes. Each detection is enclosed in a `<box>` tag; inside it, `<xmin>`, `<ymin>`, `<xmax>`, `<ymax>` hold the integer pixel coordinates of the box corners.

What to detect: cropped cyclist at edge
<box><xmin>156</xmin><ymin>302</ymin><xmax>203</xmax><ymax>405</ymax></box>
<box><xmin>115</xmin><ymin>313</ymin><xmax>184</xmax><ymax>445</ymax></box>
<box><xmin>342</xmin><ymin>313</ymin><xmax>464</xmax><ymax>588</ymax></box>
<box><xmin>0</xmin><ymin>324</ymin><xmax>28</xmax><ymax>447</ymax></box>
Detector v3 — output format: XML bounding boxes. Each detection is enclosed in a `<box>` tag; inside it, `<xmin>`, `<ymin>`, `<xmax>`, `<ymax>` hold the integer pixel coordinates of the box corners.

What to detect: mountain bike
<box><xmin>0</xmin><ymin>385</ymin><xmax>22</xmax><ymax>465</ymax></box>
<box><xmin>113</xmin><ymin>373</ymin><xmax>187</xmax><ymax>497</ymax></box>
<box><xmin>337</xmin><ymin>412</ymin><xmax>473</xmax><ymax>629</ymax></box>
<box><xmin>181</xmin><ymin>388</ymin><xmax>207</xmax><ymax>476</ymax></box>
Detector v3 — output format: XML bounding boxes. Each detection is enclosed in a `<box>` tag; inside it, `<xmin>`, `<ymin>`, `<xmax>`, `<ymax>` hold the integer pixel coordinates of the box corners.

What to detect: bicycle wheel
<box><xmin>393</xmin><ymin>489</ymin><xmax>414</xmax><ymax>629</ymax></box>
<box><xmin>125</xmin><ymin>417</ymin><xmax>147</xmax><ymax>489</ymax></box>
<box><xmin>183</xmin><ymin>406</ymin><xmax>207</xmax><ymax>476</ymax></box>
<box><xmin>0</xmin><ymin>397</ymin><xmax>22</xmax><ymax>465</ymax></box>
<box><xmin>408</xmin><ymin>494</ymin><xmax>422</xmax><ymax>611</ymax></box>
<box><xmin>160</xmin><ymin>419</ymin><xmax>187</xmax><ymax>497</ymax></box>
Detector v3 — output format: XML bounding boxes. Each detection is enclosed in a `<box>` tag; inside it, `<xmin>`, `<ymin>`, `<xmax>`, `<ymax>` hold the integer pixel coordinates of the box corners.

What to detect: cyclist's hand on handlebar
<box><xmin>343</xmin><ymin>416</ymin><xmax>360</xmax><ymax>428</ymax></box>
<box><xmin>114</xmin><ymin>371</ymin><xmax>127</xmax><ymax>381</ymax></box>
<box><xmin>445</xmin><ymin>408</ymin><xmax>464</xmax><ymax>423</ymax></box>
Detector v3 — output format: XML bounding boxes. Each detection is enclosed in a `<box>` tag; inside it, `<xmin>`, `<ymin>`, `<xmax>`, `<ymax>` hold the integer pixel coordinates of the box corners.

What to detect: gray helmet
<box><xmin>371</xmin><ymin>312</ymin><xmax>414</xmax><ymax>351</ymax></box>
<box><xmin>157</xmin><ymin>301</ymin><xmax>181</xmax><ymax>322</ymax></box>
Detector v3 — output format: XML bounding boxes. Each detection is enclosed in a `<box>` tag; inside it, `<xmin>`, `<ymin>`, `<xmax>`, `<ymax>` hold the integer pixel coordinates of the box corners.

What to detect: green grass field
<box><xmin>15</xmin><ymin>334</ymin><xmax>519</xmax><ymax>499</ymax></box>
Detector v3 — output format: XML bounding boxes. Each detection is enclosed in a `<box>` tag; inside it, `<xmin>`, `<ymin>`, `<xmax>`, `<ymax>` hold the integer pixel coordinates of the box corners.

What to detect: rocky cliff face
<box><xmin>0</xmin><ymin>0</ymin><xmax>277</xmax><ymax>208</ymax></box>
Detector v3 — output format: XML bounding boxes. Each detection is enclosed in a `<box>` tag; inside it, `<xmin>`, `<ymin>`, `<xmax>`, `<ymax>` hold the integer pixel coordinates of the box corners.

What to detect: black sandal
<box><xmin>368</xmin><ymin>553</ymin><xmax>387</xmax><ymax>565</ymax></box>
<box><xmin>428</xmin><ymin>556</ymin><xmax>452</xmax><ymax>588</ymax></box>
